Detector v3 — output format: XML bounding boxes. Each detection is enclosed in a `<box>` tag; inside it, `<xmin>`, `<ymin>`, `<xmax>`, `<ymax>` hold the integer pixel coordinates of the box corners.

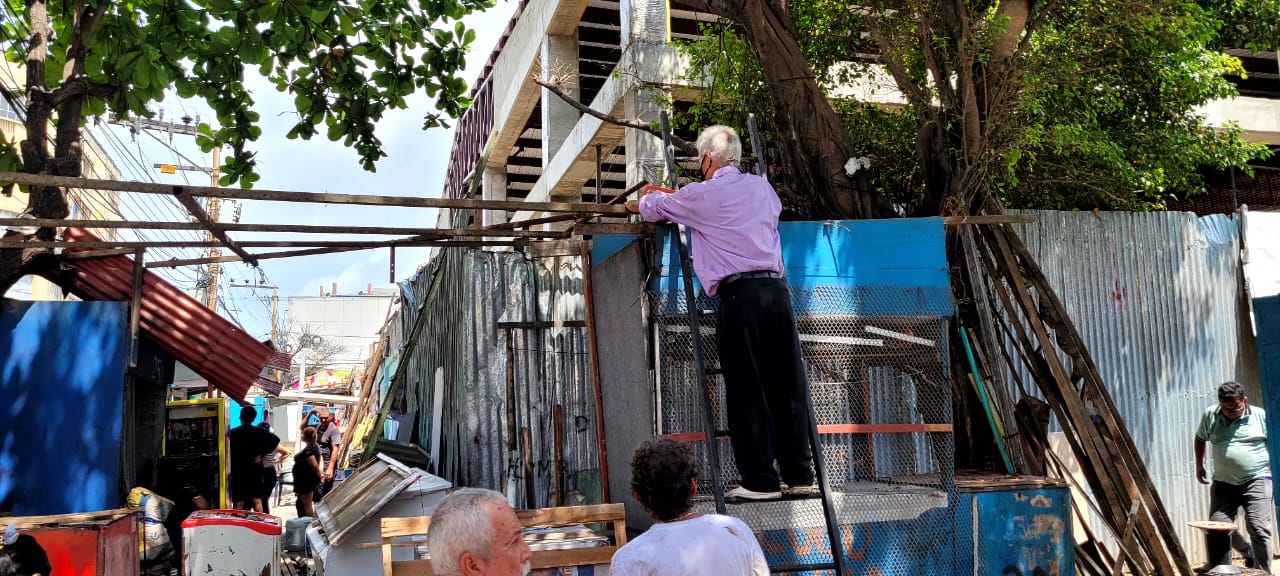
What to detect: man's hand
<box><xmin>1197</xmin><ymin>464</ymin><xmax>1209</xmax><ymax>485</ymax></box>
<box><xmin>624</xmin><ymin>200</ymin><xmax>640</xmax><ymax>214</ymax></box>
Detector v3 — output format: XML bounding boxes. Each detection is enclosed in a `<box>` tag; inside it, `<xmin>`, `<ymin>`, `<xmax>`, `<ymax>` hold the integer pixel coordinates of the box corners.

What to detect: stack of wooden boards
<box><xmin>958</xmin><ymin>221</ymin><xmax>1190</xmax><ymax>576</ymax></box>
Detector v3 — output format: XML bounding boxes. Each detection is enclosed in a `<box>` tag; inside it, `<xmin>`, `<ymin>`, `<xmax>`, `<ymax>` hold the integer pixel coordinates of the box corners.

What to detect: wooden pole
<box><xmin>7</xmin><ymin>238</ymin><xmax>547</xmax><ymax>249</ymax></box>
<box><xmin>0</xmin><ymin>219</ymin><xmax>571</xmax><ymax>238</ymax></box>
<box><xmin>171</xmin><ymin>189</ymin><xmax>257</xmax><ymax>268</ymax></box>
<box><xmin>0</xmin><ymin>171</ymin><xmax>631</xmax><ymax>215</ymax></box>
<box><xmin>128</xmin><ymin>248</ymin><xmax>145</xmax><ymax>368</ymax></box>
<box><xmin>336</xmin><ymin>339</ymin><xmax>386</xmax><ymax>471</ymax></box>
<box><xmin>145</xmin><ymin>240</ymin><xmax>529</xmax><ymax>269</ymax></box>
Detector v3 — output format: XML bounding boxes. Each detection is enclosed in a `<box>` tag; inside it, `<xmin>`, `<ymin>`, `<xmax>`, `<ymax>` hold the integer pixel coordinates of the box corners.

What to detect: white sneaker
<box><xmin>726</xmin><ymin>486</ymin><xmax>782</xmax><ymax>501</ymax></box>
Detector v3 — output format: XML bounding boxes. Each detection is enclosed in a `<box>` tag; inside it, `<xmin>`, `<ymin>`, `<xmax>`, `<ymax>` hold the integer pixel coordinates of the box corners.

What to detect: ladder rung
<box><xmin>772</xmin><ymin>563</ymin><xmax>838</xmax><ymax>573</ymax></box>
<box><xmin>704</xmin><ymin>367</ymin><xmax>722</xmax><ymax>376</ymax></box>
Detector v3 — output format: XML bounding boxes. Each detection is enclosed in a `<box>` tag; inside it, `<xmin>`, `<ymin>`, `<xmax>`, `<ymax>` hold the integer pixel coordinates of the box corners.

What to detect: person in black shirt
<box><xmin>228</xmin><ymin>406</ymin><xmax>280</xmax><ymax>512</ymax></box>
<box><xmin>293</xmin><ymin>427</ymin><xmax>324</xmax><ymax>518</ymax></box>
<box><xmin>255</xmin><ymin>420</ymin><xmax>290</xmax><ymax>515</ymax></box>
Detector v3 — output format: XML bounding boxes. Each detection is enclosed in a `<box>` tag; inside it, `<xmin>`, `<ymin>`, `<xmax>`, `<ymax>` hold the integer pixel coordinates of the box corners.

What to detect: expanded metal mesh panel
<box><xmin>651</xmin><ymin>284</ymin><xmax>959</xmax><ymax>573</ymax></box>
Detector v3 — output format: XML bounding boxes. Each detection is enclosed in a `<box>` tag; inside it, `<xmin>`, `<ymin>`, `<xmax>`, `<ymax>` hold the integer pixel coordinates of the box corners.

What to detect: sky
<box><xmin>89</xmin><ymin>1</ymin><xmax>520</xmax><ymax>342</ymax></box>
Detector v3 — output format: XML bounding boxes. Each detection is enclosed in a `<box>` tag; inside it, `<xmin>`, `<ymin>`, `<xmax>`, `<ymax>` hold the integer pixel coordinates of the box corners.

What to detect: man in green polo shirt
<box><xmin>1195</xmin><ymin>381</ymin><xmax>1272</xmax><ymax>570</ymax></box>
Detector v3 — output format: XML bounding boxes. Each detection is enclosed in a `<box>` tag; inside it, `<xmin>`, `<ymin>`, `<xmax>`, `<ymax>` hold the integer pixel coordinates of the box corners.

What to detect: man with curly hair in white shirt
<box><xmin>610</xmin><ymin>438</ymin><xmax>769</xmax><ymax>576</ymax></box>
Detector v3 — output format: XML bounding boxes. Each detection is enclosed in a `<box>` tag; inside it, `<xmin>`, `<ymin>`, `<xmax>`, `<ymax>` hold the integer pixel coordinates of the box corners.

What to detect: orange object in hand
<box><xmin>642</xmin><ymin>185</ymin><xmax>678</xmax><ymax>196</ymax></box>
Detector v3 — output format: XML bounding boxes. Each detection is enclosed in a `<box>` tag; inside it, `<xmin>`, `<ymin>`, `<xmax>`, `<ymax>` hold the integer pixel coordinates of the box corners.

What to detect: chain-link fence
<box><xmin>650</xmin><ymin>284</ymin><xmax>960</xmax><ymax>574</ymax></box>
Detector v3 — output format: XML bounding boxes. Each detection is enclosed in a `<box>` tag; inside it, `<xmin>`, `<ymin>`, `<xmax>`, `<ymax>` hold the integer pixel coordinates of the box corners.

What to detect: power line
<box><xmin>0</xmin><ymin>37</ymin><xmax>203</xmax><ymax>289</ymax></box>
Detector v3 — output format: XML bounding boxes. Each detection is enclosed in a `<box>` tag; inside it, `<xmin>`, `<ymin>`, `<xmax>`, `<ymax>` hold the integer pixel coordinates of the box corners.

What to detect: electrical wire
<box><xmin>0</xmin><ymin>30</ymin><xmax>205</xmax><ymax>289</ymax></box>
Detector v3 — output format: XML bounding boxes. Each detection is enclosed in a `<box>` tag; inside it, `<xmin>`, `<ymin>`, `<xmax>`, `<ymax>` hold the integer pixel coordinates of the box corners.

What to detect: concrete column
<box><xmin>541</xmin><ymin>33</ymin><xmax>580</xmax><ymax>165</ymax></box>
<box><xmin>621</xmin><ymin>0</ymin><xmax>672</xmax><ymax>191</ymax></box>
<box><xmin>620</xmin><ymin>0</ymin><xmax>670</xmax><ymax>51</ymax></box>
<box><xmin>624</xmin><ymin>86</ymin><xmax>668</xmax><ymax>189</ymax></box>
<box><xmin>482</xmin><ymin>167</ymin><xmax>509</xmax><ymax>228</ymax></box>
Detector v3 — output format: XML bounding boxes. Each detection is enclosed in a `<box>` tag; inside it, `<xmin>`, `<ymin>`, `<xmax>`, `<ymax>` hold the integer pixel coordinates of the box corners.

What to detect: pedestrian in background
<box><xmin>302</xmin><ymin>405</ymin><xmax>343</xmax><ymax>500</ymax></box>
<box><xmin>228</xmin><ymin>406</ymin><xmax>279</xmax><ymax>512</ymax></box>
<box><xmin>256</xmin><ymin>420</ymin><xmax>290</xmax><ymax>515</ymax></box>
<box><xmin>1195</xmin><ymin>381</ymin><xmax>1273</xmax><ymax>570</ymax></box>
<box><xmin>293</xmin><ymin>427</ymin><xmax>324</xmax><ymax>518</ymax></box>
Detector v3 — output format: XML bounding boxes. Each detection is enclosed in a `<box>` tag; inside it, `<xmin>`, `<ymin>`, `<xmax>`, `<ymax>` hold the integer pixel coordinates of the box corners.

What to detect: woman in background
<box><xmin>257</xmin><ymin>420</ymin><xmax>290</xmax><ymax>515</ymax></box>
<box><xmin>293</xmin><ymin>426</ymin><xmax>324</xmax><ymax>518</ymax></box>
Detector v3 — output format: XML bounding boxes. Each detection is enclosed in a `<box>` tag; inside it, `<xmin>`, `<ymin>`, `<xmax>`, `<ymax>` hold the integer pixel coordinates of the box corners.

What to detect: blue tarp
<box><xmin>1255</xmin><ymin>296</ymin><xmax>1280</xmax><ymax>526</ymax></box>
<box><xmin>0</xmin><ymin>300</ymin><xmax>128</xmax><ymax>515</ymax></box>
<box><xmin>627</xmin><ymin>219</ymin><xmax>951</xmax><ymax>316</ymax></box>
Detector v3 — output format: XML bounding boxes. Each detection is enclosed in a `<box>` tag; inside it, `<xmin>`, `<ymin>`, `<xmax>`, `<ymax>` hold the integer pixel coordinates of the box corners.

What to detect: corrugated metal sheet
<box><xmin>48</xmin><ymin>228</ymin><xmax>272</xmax><ymax>401</ymax></box>
<box><xmin>1004</xmin><ymin>210</ymin><xmax>1257</xmax><ymax>561</ymax></box>
<box><xmin>389</xmin><ymin>248</ymin><xmax>597</xmax><ymax>508</ymax></box>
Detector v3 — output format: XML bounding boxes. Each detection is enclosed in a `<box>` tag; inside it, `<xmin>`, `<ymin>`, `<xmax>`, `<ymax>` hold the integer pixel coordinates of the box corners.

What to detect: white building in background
<box><xmin>286</xmin><ymin>284</ymin><xmax>398</xmax><ymax>371</ymax></box>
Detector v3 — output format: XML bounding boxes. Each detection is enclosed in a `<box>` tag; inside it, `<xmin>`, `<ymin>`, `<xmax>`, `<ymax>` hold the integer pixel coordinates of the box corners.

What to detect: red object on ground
<box><xmin>45</xmin><ymin>228</ymin><xmax>274</xmax><ymax>400</ymax></box>
<box><xmin>181</xmin><ymin>509</ymin><xmax>284</xmax><ymax>536</ymax></box>
<box><xmin>23</xmin><ymin>511</ymin><xmax>139</xmax><ymax>576</ymax></box>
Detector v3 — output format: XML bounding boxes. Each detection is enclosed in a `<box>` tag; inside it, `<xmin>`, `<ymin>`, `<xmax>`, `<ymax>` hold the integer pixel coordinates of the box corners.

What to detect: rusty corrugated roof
<box><xmin>43</xmin><ymin>228</ymin><xmax>273</xmax><ymax>401</ymax></box>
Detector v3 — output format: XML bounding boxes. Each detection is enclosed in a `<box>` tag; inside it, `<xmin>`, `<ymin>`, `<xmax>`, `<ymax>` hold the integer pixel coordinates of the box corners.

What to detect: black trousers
<box><xmin>717</xmin><ymin>277</ymin><xmax>815</xmax><ymax>492</ymax></box>
<box><xmin>259</xmin><ymin>469</ymin><xmax>278</xmax><ymax>515</ymax></box>
<box><xmin>1207</xmin><ymin>477</ymin><xmax>1273</xmax><ymax>570</ymax></box>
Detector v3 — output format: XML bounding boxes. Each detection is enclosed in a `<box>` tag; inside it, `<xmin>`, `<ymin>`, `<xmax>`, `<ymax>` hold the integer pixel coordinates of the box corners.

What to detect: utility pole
<box><xmin>203</xmin><ymin>147</ymin><xmax>222</xmax><ymax>312</ymax></box>
<box><xmin>111</xmin><ymin>112</ymin><xmax>226</xmax><ymax>312</ymax></box>
<box><xmin>152</xmin><ymin>150</ymin><xmax>223</xmax><ymax>311</ymax></box>
<box><xmin>113</xmin><ymin>112</ymin><xmax>230</xmax><ymax>400</ymax></box>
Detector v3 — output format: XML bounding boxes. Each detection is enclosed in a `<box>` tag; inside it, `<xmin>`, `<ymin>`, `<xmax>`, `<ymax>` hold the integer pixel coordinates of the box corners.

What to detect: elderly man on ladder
<box><xmin>625</xmin><ymin>124</ymin><xmax>816</xmax><ymax>502</ymax></box>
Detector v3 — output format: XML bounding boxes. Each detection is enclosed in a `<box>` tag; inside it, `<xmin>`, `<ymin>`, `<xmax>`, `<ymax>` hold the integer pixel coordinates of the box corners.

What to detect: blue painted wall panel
<box><xmin>637</xmin><ymin>219</ymin><xmax>951</xmax><ymax>316</ymax></box>
<box><xmin>1254</xmin><ymin>296</ymin><xmax>1280</xmax><ymax>526</ymax></box>
<box><xmin>758</xmin><ymin>505</ymin><xmax>961</xmax><ymax>575</ymax></box>
<box><xmin>590</xmin><ymin>234</ymin><xmax>639</xmax><ymax>268</ymax></box>
<box><xmin>0</xmin><ymin>300</ymin><xmax>128</xmax><ymax>515</ymax></box>
<box><xmin>971</xmin><ymin>487</ymin><xmax>1074</xmax><ymax>576</ymax></box>
<box><xmin>754</xmin><ymin>487</ymin><xmax>1072</xmax><ymax>576</ymax></box>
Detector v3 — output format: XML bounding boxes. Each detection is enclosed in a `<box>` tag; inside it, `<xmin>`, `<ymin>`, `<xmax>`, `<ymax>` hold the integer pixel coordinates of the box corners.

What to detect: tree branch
<box><xmin>54</xmin><ymin>1</ymin><xmax>105</xmax><ymax>161</ymax></box>
<box><xmin>532</xmin><ymin>76</ymin><xmax>698</xmax><ymax>156</ymax></box>
<box><xmin>51</xmin><ymin>79</ymin><xmax>118</xmax><ymax>106</ymax></box>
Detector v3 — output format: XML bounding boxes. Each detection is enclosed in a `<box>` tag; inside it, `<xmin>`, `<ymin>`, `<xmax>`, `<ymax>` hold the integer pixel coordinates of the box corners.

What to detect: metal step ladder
<box><xmin>657</xmin><ymin>112</ymin><xmax>848</xmax><ymax>575</ymax></box>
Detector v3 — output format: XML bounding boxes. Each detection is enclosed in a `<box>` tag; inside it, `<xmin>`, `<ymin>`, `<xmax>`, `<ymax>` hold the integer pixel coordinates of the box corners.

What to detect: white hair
<box><xmin>428</xmin><ymin>488</ymin><xmax>509</xmax><ymax>576</ymax></box>
<box><xmin>695</xmin><ymin>125</ymin><xmax>742</xmax><ymax>168</ymax></box>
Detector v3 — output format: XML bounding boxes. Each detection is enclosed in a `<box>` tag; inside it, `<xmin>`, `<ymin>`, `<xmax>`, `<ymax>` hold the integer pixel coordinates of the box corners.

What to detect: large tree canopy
<box><xmin>682</xmin><ymin>0</ymin><xmax>1275</xmax><ymax>218</ymax></box>
<box><xmin>0</xmin><ymin>0</ymin><xmax>492</xmax><ymax>290</ymax></box>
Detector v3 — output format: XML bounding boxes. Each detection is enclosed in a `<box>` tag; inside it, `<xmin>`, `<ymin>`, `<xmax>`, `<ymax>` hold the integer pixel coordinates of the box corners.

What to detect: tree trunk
<box><xmin>699</xmin><ymin>0</ymin><xmax>894</xmax><ymax>219</ymax></box>
<box><xmin>0</xmin><ymin>0</ymin><xmax>98</xmax><ymax>294</ymax></box>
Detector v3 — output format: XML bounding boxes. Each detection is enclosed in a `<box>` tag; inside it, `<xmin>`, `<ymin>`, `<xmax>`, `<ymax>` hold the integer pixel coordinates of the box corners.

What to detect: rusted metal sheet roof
<box><xmin>45</xmin><ymin>228</ymin><xmax>273</xmax><ymax>401</ymax></box>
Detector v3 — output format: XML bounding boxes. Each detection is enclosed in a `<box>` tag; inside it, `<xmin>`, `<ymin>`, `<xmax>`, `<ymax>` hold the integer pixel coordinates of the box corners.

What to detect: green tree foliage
<box><xmin>1002</xmin><ymin>1</ymin><xmax>1271</xmax><ymax>210</ymax></box>
<box><xmin>0</xmin><ymin>0</ymin><xmax>492</xmax><ymax>290</ymax></box>
<box><xmin>0</xmin><ymin>0</ymin><xmax>491</xmax><ymax>186</ymax></box>
<box><xmin>676</xmin><ymin>0</ymin><xmax>1274</xmax><ymax>214</ymax></box>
